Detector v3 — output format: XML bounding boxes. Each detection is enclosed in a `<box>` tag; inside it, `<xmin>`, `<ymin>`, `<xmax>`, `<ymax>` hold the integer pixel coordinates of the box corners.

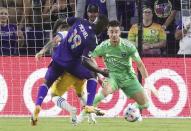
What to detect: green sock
<box><xmin>133</xmin><ymin>102</ymin><xmax>149</xmax><ymax>110</ymax></box>
<box><xmin>93</xmin><ymin>93</ymin><xmax>105</xmax><ymax>107</ymax></box>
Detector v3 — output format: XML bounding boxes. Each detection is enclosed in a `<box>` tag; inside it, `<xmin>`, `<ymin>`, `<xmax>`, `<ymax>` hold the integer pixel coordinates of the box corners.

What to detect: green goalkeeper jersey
<box><xmin>91</xmin><ymin>38</ymin><xmax>141</xmax><ymax>80</ymax></box>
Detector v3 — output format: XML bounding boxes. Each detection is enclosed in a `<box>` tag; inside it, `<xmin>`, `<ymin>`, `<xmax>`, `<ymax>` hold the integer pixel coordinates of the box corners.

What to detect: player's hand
<box><xmin>100</xmin><ymin>68</ymin><xmax>109</xmax><ymax>77</ymax></box>
<box><xmin>35</xmin><ymin>51</ymin><xmax>44</xmax><ymax>61</ymax></box>
<box><xmin>97</xmin><ymin>73</ymin><xmax>104</xmax><ymax>85</ymax></box>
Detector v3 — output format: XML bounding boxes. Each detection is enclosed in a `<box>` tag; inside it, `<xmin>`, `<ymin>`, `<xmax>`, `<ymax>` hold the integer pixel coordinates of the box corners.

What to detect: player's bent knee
<box><xmin>102</xmin><ymin>89</ymin><xmax>109</xmax><ymax>97</ymax></box>
<box><xmin>51</xmin><ymin>93</ymin><xmax>57</xmax><ymax>97</ymax></box>
<box><xmin>51</xmin><ymin>96</ymin><xmax>60</xmax><ymax>104</ymax></box>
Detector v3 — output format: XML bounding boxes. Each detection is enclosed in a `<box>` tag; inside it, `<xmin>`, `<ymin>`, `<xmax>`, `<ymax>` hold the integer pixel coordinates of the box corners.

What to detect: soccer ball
<box><xmin>124</xmin><ymin>104</ymin><xmax>141</xmax><ymax>122</ymax></box>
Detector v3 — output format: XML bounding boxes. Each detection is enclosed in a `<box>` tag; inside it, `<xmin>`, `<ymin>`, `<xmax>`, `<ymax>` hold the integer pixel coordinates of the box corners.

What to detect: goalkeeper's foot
<box><xmin>138</xmin><ymin>115</ymin><xmax>143</xmax><ymax>122</ymax></box>
<box><xmin>30</xmin><ymin>106</ymin><xmax>41</xmax><ymax>126</ymax></box>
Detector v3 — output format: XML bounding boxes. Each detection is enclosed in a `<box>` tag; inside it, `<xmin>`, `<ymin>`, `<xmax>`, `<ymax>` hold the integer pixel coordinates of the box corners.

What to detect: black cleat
<box><xmin>30</xmin><ymin>115</ymin><xmax>38</xmax><ymax>126</ymax></box>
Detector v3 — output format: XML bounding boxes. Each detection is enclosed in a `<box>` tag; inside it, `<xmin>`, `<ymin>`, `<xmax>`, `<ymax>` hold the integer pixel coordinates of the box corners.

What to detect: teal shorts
<box><xmin>103</xmin><ymin>76</ymin><xmax>143</xmax><ymax>98</ymax></box>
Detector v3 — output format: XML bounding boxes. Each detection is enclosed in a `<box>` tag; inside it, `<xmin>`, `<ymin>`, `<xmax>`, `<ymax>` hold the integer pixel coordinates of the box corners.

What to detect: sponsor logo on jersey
<box><xmin>121</xmin><ymin>52</ymin><xmax>127</xmax><ymax>57</ymax></box>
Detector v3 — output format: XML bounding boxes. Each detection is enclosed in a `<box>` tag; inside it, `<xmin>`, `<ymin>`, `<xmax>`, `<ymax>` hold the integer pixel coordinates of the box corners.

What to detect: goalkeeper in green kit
<box><xmin>90</xmin><ymin>20</ymin><xmax>149</xmax><ymax>121</ymax></box>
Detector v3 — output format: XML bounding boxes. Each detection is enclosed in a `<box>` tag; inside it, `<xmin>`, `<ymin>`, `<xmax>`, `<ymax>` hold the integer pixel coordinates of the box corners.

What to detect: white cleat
<box><xmin>138</xmin><ymin>115</ymin><xmax>143</xmax><ymax>122</ymax></box>
<box><xmin>77</xmin><ymin>110</ymin><xmax>86</xmax><ymax>124</ymax></box>
<box><xmin>71</xmin><ymin>108</ymin><xmax>77</xmax><ymax>126</ymax></box>
<box><xmin>88</xmin><ymin>113</ymin><xmax>96</xmax><ymax>124</ymax></box>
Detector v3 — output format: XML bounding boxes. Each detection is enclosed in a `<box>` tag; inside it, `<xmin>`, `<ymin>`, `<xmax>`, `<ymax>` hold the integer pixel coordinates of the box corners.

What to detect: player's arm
<box><xmin>135</xmin><ymin>57</ymin><xmax>159</xmax><ymax>97</ymax></box>
<box><xmin>35</xmin><ymin>40</ymin><xmax>54</xmax><ymax>60</ymax></box>
<box><xmin>35</xmin><ymin>34</ymin><xmax>62</xmax><ymax>60</ymax></box>
<box><xmin>82</xmin><ymin>56</ymin><xmax>109</xmax><ymax>77</ymax></box>
<box><xmin>136</xmin><ymin>58</ymin><xmax>149</xmax><ymax>79</ymax></box>
<box><xmin>132</xmin><ymin>50</ymin><xmax>159</xmax><ymax>97</ymax></box>
<box><xmin>82</xmin><ymin>38</ymin><xmax>108</xmax><ymax>77</ymax></box>
<box><xmin>131</xmin><ymin>50</ymin><xmax>148</xmax><ymax>79</ymax></box>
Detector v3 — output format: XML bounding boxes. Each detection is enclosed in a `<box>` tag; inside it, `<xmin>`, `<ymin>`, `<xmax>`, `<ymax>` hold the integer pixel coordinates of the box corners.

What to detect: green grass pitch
<box><xmin>0</xmin><ymin>117</ymin><xmax>191</xmax><ymax>131</ymax></box>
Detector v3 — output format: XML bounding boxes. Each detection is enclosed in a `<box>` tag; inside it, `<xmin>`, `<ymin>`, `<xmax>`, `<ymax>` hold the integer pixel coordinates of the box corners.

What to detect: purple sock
<box><xmin>86</xmin><ymin>79</ymin><xmax>97</xmax><ymax>106</ymax></box>
<box><xmin>35</xmin><ymin>84</ymin><xmax>48</xmax><ymax>106</ymax></box>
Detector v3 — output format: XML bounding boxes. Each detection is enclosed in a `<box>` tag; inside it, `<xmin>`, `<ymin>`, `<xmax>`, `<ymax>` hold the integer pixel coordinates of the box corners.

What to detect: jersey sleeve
<box><xmin>66</xmin><ymin>17</ymin><xmax>80</xmax><ymax>26</ymax></box>
<box><xmin>90</xmin><ymin>41</ymin><xmax>106</xmax><ymax>58</ymax></box>
<box><xmin>129</xmin><ymin>43</ymin><xmax>141</xmax><ymax>62</ymax></box>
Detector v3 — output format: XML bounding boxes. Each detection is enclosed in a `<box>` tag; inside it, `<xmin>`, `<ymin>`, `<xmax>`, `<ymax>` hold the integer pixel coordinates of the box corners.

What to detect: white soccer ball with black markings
<box><xmin>124</xmin><ymin>104</ymin><xmax>141</xmax><ymax>122</ymax></box>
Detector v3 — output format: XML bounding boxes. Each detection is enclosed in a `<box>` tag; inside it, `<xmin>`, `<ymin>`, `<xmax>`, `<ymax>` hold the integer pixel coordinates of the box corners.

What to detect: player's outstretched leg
<box><xmin>30</xmin><ymin>105</ymin><xmax>41</xmax><ymax>126</ymax></box>
<box><xmin>52</xmin><ymin>96</ymin><xmax>77</xmax><ymax>125</ymax></box>
<box><xmin>77</xmin><ymin>109</ymin><xmax>97</xmax><ymax>124</ymax></box>
<box><xmin>77</xmin><ymin>109</ymin><xmax>86</xmax><ymax>123</ymax></box>
<box><xmin>30</xmin><ymin>84</ymin><xmax>49</xmax><ymax>126</ymax></box>
<box><xmin>85</xmin><ymin>78</ymin><xmax>105</xmax><ymax>116</ymax></box>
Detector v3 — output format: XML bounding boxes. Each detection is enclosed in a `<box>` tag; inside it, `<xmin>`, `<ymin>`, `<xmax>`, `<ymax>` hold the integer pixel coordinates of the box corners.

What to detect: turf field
<box><xmin>0</xmin><ymin>117</ymin><xmax>191</xmax><ymax>131</ymax></box>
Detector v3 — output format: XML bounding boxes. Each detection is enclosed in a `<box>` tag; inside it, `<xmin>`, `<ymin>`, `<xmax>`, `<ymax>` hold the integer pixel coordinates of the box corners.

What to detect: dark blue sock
<box><xmin>35</xmin><ymin>84</ymin><xmax>49</xmax><ymax>106</ymax></box>
<box><xmin>86</xmin><ymin>79</ymin><xmax>97</xmax><ymax>106</ymax></box>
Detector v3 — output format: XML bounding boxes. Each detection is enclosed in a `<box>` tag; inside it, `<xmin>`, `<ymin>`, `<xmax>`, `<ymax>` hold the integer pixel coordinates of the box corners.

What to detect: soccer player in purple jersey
<box><xmin>31</xmin><ymin>14</ymin><xmax>109</xmax><ymax>125</ymax></box>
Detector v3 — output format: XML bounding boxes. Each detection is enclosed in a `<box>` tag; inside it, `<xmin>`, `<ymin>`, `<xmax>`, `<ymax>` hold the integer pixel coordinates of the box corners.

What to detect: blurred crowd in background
<box><xmin>0</xmin><ymin>0</ymin><xmax>189</xmax><ymax>56</ymax></box>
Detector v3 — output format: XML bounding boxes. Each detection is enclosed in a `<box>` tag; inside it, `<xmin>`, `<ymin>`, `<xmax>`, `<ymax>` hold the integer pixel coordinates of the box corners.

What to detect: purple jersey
<box><xmin>0</xmin><ymin>24</ymin><xmax>17</xmax><ymax>55</ymax></box>
<box><xmin>52</xmin><ymin>17</ymin><xmax>97</xmax><ymax>67</ymax></box>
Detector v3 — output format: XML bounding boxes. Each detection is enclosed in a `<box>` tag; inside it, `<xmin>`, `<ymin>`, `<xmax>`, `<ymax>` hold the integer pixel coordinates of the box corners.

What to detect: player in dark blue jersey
<box><xmin>31</xmin><ymin>14</ymin><xmax>109</xmax><ymax>125</ymax></box>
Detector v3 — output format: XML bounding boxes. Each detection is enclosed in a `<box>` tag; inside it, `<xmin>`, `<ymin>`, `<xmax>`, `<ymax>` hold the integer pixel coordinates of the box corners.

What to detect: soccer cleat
<box><xmin>88</xmin><ymin>113</ymin><xmax>96</xmax><ymax>124</ymax></box>
<box><xmin>94</xmin><ymin>108</ymin><xmax>105</xmax><ymax>116</ymax></box>
<box><xmin>138</xmin><ymin>115</ymin><xmax>143</xmax><ymax>122</ymax></box>
<box><xmin>30</xmin><ymin>115</ymin><xmax>38</xmax><ymax>126</ymax></box>
<box><xmin>71</xmin><ymin>108</ymin><xmax>77</xmax><ymax>126</ymax></box>
<box><xmin>84</xmin><ymin>106</ymin><xmax>105</xmax><ymax>116</ymax></box>
<box><xmin>77</xmin><ymin>110</ymin><xmax>86</xmax><ymax>123</ymax></box>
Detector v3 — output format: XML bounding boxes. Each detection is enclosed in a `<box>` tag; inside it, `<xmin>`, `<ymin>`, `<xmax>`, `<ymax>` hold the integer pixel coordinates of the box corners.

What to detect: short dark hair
<box><xmin>108</xmin><ymin>20</ymin><xmax>121</xmax><ymax>27</ymax></box>
<box><xmin>94</xmin><ymin>14</ymin><xmax>109</xmax><ymax>34</ymax></box>
<box><xmin>87</xmin><ymin>4</ymin><xmax>99</xmax><ymax>13</ymax></box>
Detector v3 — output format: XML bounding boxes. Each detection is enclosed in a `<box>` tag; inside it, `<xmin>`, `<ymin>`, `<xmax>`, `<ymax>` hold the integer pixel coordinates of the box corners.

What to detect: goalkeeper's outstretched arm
<box><xmin>136</xmin><ymin>60</ymin><xmax>148</xmax><ymax>79</ymax></box>
<box><xmin>136</xmin><ymin>59</ymin><xmax>159</xmax><ymax>97</ymax></box>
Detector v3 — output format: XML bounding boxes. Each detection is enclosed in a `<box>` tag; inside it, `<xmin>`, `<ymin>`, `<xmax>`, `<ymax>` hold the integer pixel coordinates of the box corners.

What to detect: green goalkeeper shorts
<box><xmin>104</xmin><ymin>76</ymin><xmax>143</xmax><ymax>98</ymax></box>
<box><xmin>119</xmin><ymin>79</ymin><xmax>144</xmax><ymax>98</ymax></box>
